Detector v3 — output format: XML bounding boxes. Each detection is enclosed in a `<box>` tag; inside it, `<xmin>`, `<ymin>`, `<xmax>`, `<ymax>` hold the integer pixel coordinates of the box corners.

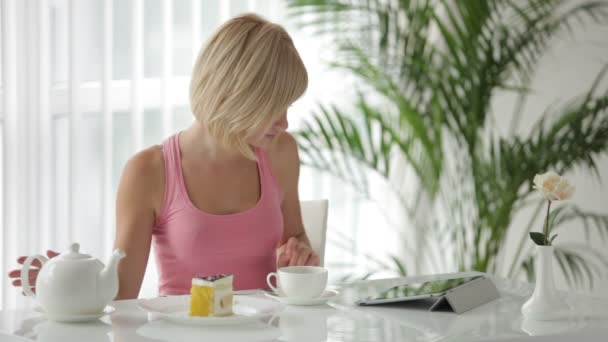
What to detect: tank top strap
<box><xmin>255</xmin><ymin>147</ymin><xmax>284</xmax><ymax>202</ymax></box>
<box><xmin>156</xmin><ymin>133</ymin><xmax>186</xmax><ymax>226</ymax></box>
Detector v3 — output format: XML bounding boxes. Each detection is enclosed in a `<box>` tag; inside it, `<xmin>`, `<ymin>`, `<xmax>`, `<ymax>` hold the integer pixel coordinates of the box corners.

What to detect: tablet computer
<box><xmin>356</xmin><ymin>275</ymin><xmax>484</xmax><ymax>306</ymax></box>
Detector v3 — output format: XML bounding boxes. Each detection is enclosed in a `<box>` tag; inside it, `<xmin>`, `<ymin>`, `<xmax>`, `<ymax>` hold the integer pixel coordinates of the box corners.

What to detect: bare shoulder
<box><xmin>123</xmin><ymin>145</ymin><xmax>164</xmax><ymax>181</ymax></box>
<box><xmin>118</xmin><ymin>145</ymin><xmax>165</xmax><ymax>209</ymax></box>
<box><xmin>270</xmin><ymin>132</ymin><xmax>298</xmax><ymax>161</ymax></box>
<box><xmin>267</xmin><ymin>132</ymin><xmax>300</xmax><ymax>193</ymax></box>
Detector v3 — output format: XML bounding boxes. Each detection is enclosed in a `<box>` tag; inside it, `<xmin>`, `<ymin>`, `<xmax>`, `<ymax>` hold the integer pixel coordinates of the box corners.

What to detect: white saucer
<box><xmin>34</xmin><ymin>306</ymin><xmax>115</xmax><ymax>322</ymax></box>
<box><xmin>264</xmin><ymin>290</ymin><xmax>339</xmax><ymax>306</ymax></box>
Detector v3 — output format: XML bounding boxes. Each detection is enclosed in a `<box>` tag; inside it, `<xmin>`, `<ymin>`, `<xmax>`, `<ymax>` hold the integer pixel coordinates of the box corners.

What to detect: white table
<box><xmin>1</xmin><ymin>275</ymin><xmax>607</xmax><ymax>342</ymax></box>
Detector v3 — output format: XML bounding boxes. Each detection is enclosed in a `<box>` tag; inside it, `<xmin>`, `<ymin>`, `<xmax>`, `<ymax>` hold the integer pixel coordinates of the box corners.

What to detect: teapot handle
<box><xmin>21</xmin><ymin>255</ymin><xmax>48</xmax><ymax>297</ymax></box>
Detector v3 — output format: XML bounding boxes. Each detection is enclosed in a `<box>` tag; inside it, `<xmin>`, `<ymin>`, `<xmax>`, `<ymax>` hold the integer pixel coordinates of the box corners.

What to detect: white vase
<box><xmin>521</xmin><ymin>245</ymin><xmax>569</xmax><ymax>320</ymax></box>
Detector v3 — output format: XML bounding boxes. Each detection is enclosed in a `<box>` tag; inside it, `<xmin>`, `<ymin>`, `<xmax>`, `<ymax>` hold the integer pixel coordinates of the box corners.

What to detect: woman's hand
<box><xmin>277</xmin><ymin>237</ymin><xmax>320</xmax><ymax>267</ymax></box>
<box><xmin>7</xmin><ymin>250</ymin><xmax>60</xmax><ymax>293</ymax></box>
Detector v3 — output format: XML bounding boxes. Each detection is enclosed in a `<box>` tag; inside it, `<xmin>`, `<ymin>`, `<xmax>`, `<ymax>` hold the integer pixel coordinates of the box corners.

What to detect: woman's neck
<box><xmin>180</xmin><ymin>122</ymin><xmax>247</xmax><ymax>164</ymax></box>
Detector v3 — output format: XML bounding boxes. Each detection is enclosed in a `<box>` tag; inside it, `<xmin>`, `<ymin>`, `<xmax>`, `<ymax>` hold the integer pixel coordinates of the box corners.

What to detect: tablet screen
<box><xmin>369</xmin><ymin>276</ymin><xmax>482</xmax><ymax>300</ymax></box>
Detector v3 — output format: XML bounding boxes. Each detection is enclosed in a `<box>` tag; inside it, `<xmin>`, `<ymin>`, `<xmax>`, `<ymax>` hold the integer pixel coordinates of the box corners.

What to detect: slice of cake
<box><xmin>189</xmin><ymin>274</ymin><xmax>234</xmax><ymax>317</ymax></box>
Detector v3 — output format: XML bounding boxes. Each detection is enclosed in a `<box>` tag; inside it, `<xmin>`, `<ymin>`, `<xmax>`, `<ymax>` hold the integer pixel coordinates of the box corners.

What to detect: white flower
<box><xmin>533</xmin><ymin>171</ymin><xmax>575</xmax><ymax>201</ymax></box>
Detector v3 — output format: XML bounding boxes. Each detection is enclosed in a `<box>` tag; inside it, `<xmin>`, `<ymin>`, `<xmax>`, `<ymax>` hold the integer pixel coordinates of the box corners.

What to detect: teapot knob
<box><xmin>70</xmin><ymin>242</ymin><xmax>80</xmax><ymax>253</ymax></box>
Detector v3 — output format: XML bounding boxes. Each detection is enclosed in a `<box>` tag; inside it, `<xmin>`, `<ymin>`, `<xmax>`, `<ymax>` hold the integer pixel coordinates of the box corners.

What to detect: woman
<box><xmin>9</xmin><ymin>13</ymin><xmax>319</xmax><ymax>299</ymax></box>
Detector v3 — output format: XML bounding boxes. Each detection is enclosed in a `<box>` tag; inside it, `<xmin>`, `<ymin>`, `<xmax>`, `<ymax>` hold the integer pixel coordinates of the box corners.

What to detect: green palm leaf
<box><xmin>288</xmin><ymin>0</ymin><xmax>608</xmax><ymax>289</ymax></box>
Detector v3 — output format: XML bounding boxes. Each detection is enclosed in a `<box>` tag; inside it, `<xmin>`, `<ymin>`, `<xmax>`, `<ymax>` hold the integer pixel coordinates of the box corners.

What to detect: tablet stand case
<box><xmin>428</xmin><ymin>277</ymin><xmax>500</xmax><ymax>314</ymax></box>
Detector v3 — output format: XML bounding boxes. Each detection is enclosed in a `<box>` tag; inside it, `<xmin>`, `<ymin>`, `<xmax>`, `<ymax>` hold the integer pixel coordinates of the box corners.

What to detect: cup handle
<box><xmin>21</xmin><ymin>255</ymin><xmax>48</xmax><ymax>297</ymax></box>
<box><xmin>266</xmin><ymin>272</ymin><xmax>280</xmax><ymax>294</ymax></box>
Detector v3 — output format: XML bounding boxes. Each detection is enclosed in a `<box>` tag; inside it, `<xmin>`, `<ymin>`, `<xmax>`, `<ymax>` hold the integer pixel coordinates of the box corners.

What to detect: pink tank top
<box><xmin>152</xmin><ymin>133</ymin><xmax>284</xmax><ymax>294</ymax></box>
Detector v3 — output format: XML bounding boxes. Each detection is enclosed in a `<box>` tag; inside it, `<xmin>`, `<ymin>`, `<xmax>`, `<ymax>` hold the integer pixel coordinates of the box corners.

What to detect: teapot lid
<box><xmin>58</xmin><ymin>243</ymin><xmax>92</xmax><ymax>260</ymax></box>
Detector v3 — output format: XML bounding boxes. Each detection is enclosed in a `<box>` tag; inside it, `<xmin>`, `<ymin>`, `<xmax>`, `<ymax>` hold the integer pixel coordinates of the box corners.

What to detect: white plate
<box><xmin>264</xmin><ymin>290</ymin><xmax>339</xmax><ymax>306</ymax></box>
<box><xmin>34</xmin><ymin>306</ymin><xmax>115</xmax><ymax>322</ymax></box>
<box><xmin>136</xmin><ymin>319</ymin><xmax>282</xmax><ymax>342</ymax></box>
<box><xmin>137</xmin><ymin>295</ymin><xmax>283</xmax><ymax>326</ymax></box>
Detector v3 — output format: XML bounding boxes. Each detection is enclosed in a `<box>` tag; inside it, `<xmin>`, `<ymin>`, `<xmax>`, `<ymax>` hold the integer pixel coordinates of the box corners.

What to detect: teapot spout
<box><xmin>98</xmin><ymin>249</ymin><xmax>126</xmax><ymax>302</ymax></box>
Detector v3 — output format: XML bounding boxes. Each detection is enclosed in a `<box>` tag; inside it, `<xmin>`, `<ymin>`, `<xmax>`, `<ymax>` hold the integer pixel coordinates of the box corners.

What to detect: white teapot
<box><xmin>21</xmin><ymin>243</ymin><xmax>125</xmax><ymax>318</ymax></box>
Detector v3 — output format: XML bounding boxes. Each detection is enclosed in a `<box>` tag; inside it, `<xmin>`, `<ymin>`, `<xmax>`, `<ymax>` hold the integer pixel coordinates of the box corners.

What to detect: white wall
<box><xmin>493</xmin><ymin>22</ymin><xmax>608</xmax><ymax>297</ymax></box>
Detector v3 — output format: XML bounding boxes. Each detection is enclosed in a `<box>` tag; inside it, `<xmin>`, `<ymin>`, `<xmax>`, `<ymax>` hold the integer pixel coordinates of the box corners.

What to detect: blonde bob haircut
<box><xmin>190</xmin><ymin>13</ymin><xmax>308</xmax><ymax>160</ymax></box>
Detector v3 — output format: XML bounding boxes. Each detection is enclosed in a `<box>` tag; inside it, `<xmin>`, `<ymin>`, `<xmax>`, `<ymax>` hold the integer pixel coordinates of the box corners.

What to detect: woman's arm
<box><xmin>114</xmin><ymin>147</ymin><xmax>164</xmax><ymax>299</ymax></box>
<box><xmin>271</xmin><ymin>133</ymin><xmax>320</xmax><ymax>267</ymax></box>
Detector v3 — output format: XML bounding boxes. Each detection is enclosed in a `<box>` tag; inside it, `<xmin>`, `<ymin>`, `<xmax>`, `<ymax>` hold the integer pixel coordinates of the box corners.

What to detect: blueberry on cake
<box><xmin>189</xmin><ymin>274</ymin><xmax>234</xmax><ymax>317</ymax></box>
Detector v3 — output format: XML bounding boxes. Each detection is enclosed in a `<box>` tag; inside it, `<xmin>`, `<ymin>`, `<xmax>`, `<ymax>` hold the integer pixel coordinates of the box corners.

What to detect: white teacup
<box><xmin>266</xmin><ymin>266</ymin><xmax>328</xmax><ymax>299</ymax></box>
